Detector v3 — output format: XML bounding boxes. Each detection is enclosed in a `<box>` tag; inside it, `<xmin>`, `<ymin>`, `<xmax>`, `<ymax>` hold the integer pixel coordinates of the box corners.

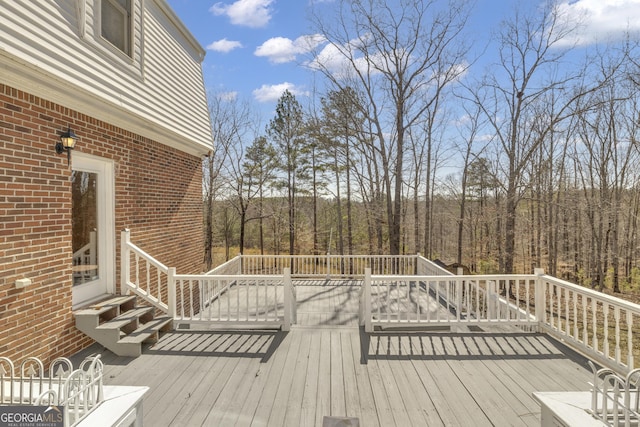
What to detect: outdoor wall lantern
<box><xmin>56</xmin><ymin>126</ymin><xmax>78</xmax><ymax>165</ymax></box>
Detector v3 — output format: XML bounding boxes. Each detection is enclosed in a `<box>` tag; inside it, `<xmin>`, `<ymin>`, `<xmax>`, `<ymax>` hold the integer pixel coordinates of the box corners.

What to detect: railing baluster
<box><xmin>135</xmin><ymin>253</ymin><xmax>140</xmax><ymax>291</ymax></box>
<box><xmin>245</xmin><ymin>277</ymin><xmax>250</xmax><ymax>321</ymax></box>
<box><xmin>592</xmin><ymin>298</ymin><xmax>598</xmax><ymax>353</ymax></box>
<box><xmin>565</xmin><ymin>286</ymin><xmax>570</xmax><ymax>335</ymax></box>
<box><xmin>205</xmin><ymin>279</ymin><xmax>211</xmax><ymax>321</ymax></box>
<box><xmin>146</xmin><ymin>260</ymin><xmax>150</xmax><ymax>298</ymax></box>
<box><xmin>524</xmin><ymin>279</ymin><xmax>535</xmax><ymax>321</ymax></box>
<box><xmin>179</xmin><ymin>279</ymin><xmax>184</xmax><ymax>319</ymax></box>
<box><xmin>189</xmin><ymin>279</ymin><xmax>194</xmax><ymax>320</ymax></box>
<box><xmin>156</xmin><ymin>270</ymin><xmax>160</xmax><ymax>304</ymax></box>
<box><xmin>254</xmin><ymin>280</ymin><xmax>260</xmax><ymax>320</ymax></box>
<box><xmin>550</xmin><ymin>283</ymin><xmax>555</xmax><ymax>330</ymax></box>
<box><xmin>274</xmin><ymin>277</ymin><xmax>279</xmax><ymax>321</ymax></box>
<box><xmin>226</xmin><ymin>279</ymin><xmax>230</xmax><ymax>321</ymax></box>
<box><xmin>614</xmin><ymin>307</ymin><xmax>620</xmax><ymax>364</ymax></box>
<box><xmin>455</xmin><ymin>278</ymin><xmax>461</xmax><ymax>322</ymax></box>
<box><xmin>583</xmin><ymin>294</ymin><xmax>588</xmax><ymax>345</ymax></box>
<box><xmin>603</xmin><ymin>303</ymin><xmax>610</xmax><ymax>358</ymax></box>
<box><xmin>627</xmin><ymin>311</ymin><xmax>634</xmax><ymax>369</ymax></box>
<box><xmin>217</xmin><ymin>279</ymin><xmax>221</xmax><ymax>320</ymax></box>
<box><xmin>573</xmin><ymin>289</ymin><xmax>578</xmax><ymax>339</ymax></box>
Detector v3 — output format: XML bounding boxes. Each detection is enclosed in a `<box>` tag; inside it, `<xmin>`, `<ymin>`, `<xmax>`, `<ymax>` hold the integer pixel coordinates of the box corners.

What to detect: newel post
<box><xmin>283</xmin><ymin>267</ymin><xmax>292</xmax><ymax>331</ymax></box>
<box><xmin>168</xmin><ymin>267</ymin><xmax>176</xmax><ymax>319</ymax></box>
<box><xmin>326</xmin><ymin>252</ymin><xmax>330</xmax><ymax>279</ymax></box>
<box><xmin>534</xmin><ymin>268</ymin><xmax>546</xmax><ymax>329</ymax></box>
<box><xmin>364</xmin><ymin>268</ymin><xmax>372</xmax><ymax>333</ymax></box>
<box><xmin>120</xmin><ymin>229</ymin><xmax>130</xmax><ymax>295</ymax></box>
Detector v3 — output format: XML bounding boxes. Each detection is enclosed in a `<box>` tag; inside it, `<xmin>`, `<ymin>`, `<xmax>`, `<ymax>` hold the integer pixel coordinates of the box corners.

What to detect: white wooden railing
<box><xmin>121</xmin><ymin>229</ymin><xmax>170</xmax><ymax>314</ymax></box>
<box><xmin>121</xmin><ymin>230</ymin><xmax>294</xmax><ymax>330</ymax></box>
<box><xmin>360</xmin><ymin>269</ymin><xmax>640</xmax><ymax>374</ymax></box>
<box><xmin>171</xmin><ymin>269</ymin><xmax>294</xmax><ymax>330</ymax></box>
<box><xmin>240</xmin><ymin>254</ymin><xmax>419</xmax><ymax>277</ymax></box>
<box><xmin>0</xmin><ymin>355</ymin><xmax>103</xmax><ymax>427</ymax></box>
<box><xmin>205</xmin><ymin>255</ymin><xmax>242</xmax><ymax>275</ymax></box>
<box><xmin>361</xmin><ymin>272</ymin><xmax>538</xmax><ymax>331</ymax></box>
<box><xmin>120</xmin><ymin>230</ymin><xmax>640</xmax><ymax>374</ymax></box>
<box><xmin>538</xmin><ymin>274</ymin><xmax>640</xmax><ymax>375</ymax></box>
<box><xmin>72</xmin><ymin>231</ymin><xmax>97</xmax><ymax>284</ymax></box>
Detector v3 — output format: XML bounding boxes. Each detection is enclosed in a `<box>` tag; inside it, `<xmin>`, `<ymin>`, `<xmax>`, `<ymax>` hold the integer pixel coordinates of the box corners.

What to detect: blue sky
<box><xmin>166</xmin><ymin>0</ymin><xmax>640</xmax><ymax>118</ymax></box>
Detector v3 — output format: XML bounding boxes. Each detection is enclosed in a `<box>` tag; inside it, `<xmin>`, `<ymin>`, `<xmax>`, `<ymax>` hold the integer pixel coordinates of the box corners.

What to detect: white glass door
<box><xmin>71</xmin><ymin>153</ymin><xmax>115</xmax><ymax>306</ymax></box>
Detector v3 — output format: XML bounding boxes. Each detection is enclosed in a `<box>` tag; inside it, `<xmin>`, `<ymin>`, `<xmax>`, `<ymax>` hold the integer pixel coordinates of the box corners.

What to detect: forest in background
<box><xmin>202</xmin><ymin>0</ymin><xmax>640</xmax><ymax>299</ymax></box>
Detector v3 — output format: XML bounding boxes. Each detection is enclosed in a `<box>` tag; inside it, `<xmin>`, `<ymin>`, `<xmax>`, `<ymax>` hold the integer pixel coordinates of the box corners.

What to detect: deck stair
<box><xmin>74</xmin><ymin>295</ymin><xmax>172</xmax><ymax>357</ymax></box>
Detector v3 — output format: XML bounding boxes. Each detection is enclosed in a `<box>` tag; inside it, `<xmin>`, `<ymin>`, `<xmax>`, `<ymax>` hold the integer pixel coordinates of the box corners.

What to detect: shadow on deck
<box><xmin>71</xmin><ymin>281</ymin><xmax>594</xmax><ymax>426</ymax></box>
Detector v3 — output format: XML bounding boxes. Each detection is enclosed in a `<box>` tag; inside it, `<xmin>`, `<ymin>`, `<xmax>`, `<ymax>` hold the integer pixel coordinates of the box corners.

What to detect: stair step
<box><xmin>118</xmin><ymin>316</ymin><xmax>173</xmax><ymax>345</ymax></box>
<box><xmin>75</xmin><ymin>295</ymin><xmax>137</xmax><ymax>317</ymax></box>
<box><xmin>96</xmin><ymin>307</ymin><xmax>154</xmax><ymax>331</ymax></box>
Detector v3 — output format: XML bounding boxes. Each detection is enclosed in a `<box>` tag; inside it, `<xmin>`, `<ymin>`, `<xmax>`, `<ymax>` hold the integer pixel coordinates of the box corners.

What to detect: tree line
<box><xmin>203</xmin><ymin>0</ymin><xmax>640</xmax><ymax>294</ymax></box>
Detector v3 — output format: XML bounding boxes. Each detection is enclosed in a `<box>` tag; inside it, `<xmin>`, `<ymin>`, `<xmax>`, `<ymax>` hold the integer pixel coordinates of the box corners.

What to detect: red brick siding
<box><xmin>0</xmin><ymin>84</ymin><xmax>204</xmax><ymax>365</ymax></box>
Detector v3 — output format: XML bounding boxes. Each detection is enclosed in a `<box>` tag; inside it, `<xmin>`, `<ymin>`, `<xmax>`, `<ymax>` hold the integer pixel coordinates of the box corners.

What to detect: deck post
<box><xmin>534</xmin><ymin>268</ymin><xmax>545</xmax><ymax>330</ymax></box>
<box><xmin>283</xmin><ymin>267</ymin><xmax>292</xmax><ymax>331</ymax></box>
<box><xmin>168</xmin><ymin>267</ymin><xmax>176</xmax><ymax>319</ymax></box>
<box><xmin>487</xmin><ymin>280</ymin><xmax>497</xmax><ymax>320</ymax></box>
<box><xmin>120</xmin><ymin>229</ymin><xmax>130</xmax><ymax>295</ymax></box>
<box><xmin>364</xmin><ymin>268</ymin><xmax>372</xmax><ymax>333</ymax></box>
<box><xmin>326</xmin><ymin>252</ymin><xmax>330</xmax><ymax>279</ymax></box>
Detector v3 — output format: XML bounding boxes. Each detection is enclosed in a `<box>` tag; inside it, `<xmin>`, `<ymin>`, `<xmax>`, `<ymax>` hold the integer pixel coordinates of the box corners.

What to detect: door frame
<box><xmin>71</xmin><ymin>152</ymin><xmax>116</xmax><ymax>307</ymax></box>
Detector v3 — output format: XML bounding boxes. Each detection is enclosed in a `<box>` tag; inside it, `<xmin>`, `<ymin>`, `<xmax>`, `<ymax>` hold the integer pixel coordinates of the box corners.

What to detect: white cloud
<box><xmin>557</xmin><ymin>0</ymin><xmax>640</xmax><ymax>46</ymax></box>
<box><xmin>252</xmin><ymin>82</ymin><xmax>309</xmax><ymax>102</ymax></box>
<box><xmin>210</xmin><ymin>0</ymin><xmax>273</xmax><ymax>28</ymax></box>
<box><xmin>255</xmin><ymin>34</ymin><xmax>326</xmax><ymax>64</ymax></box>
<box><xmin>306</xmin><ymin>40</ymin><xmax>384</xmax><ymax>80</ymax></box>
<box><xmin>206</xmin><ymin>38</ymin><xmax>243</xmax><ymax>53</ymax></box>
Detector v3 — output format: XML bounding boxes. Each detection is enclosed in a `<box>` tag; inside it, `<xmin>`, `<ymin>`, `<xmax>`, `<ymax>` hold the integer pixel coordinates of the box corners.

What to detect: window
<box><xmin>101</xmin><ymin>0</ymin><xmax>131</xmax><ymax>56</ymax></box>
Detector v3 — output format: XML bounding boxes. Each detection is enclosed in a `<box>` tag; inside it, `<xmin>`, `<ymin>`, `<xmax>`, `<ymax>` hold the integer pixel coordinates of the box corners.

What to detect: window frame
<box><xmin>99</xmin><ymin>0</ymin><xmax>133</xmax><ymax>58</ymax></box>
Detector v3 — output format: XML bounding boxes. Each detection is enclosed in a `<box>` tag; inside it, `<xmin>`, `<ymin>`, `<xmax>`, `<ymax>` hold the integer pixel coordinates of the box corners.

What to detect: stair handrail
<box><xmin>121</xmin><ymin>229</ymin><xmax>171</xmax><ymax>313</ymax></box>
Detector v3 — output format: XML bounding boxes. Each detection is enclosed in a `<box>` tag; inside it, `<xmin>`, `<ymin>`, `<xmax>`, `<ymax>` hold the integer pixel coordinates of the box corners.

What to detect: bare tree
<box><xmin>572</xmin><ymin>65</ymin><xmax>639</xmax><ymax>291</ymax></box>
<box><xmin>453</xmin><ymin>101</ymin><xmax>489</xmax><ymax>265</ymax></box>
<box><xmin>465</xmin><ymin>1</ymin><xmax>606</xmax><ymax>273</ymax></box>
<box><xmin>310</xmin><ymin>0</ymin><xmax>471</xmax><ymax>255</ymax></box>
<box><xmin>204</xmin><ymin>93</ymin><xmax>250</xmax><ymax>269</ymax></box>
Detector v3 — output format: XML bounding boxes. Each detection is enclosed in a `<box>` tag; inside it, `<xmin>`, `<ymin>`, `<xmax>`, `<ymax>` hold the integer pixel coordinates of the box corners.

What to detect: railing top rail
<box><xmin>416</xmin><ymin>256</ymin><xmax>455</xmax><ymax>274</ymax></box>
<box><xmin>173</xmin><ymin>273</ymin><xmax>285</xmax><ymax>281</ymax></box>
<box><xmin>204</xmin><ymin>255</ymin><xmax>241</xmax><ymax>275</ymax></box>
<box><xmin>371</xmin><ymin>273</ymin><xmax>538</xmax><ymax>281</ymax></box>
<box><xmin>540</xmin><ymin>274</ymin><xmax>640</xmax><ymax>314</ymax></box>
<box><xmin>240</xmin><ymin>254</ymin><xmax>420</xmax><ymax>259</ymax></box>
<box><xmin>126</xmin><ymin>241</ymin><xmax>168</xmax><ymax>273</ymax></box>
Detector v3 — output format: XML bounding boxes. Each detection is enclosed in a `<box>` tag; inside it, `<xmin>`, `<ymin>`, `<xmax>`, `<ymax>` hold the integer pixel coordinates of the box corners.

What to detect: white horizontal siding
<box><xmin>0</xmin><ymin>0</ymin><xmax>213</xmax><ymax>155</ymax></box>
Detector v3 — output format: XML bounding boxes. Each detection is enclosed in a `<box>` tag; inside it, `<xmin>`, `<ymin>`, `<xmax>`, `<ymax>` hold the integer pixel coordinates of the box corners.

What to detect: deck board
<box><xmin>283</xmin><ymin>332</ymin><xmax>311</xmax><ymax>426</ymax></box>
<box><xmin>300</xmin><ymin>329</ymin><xmax>321</xmax><ymax>424</ymax></box>
<box><xmin>314</xmin><ymin>330</ymin><xmax>332</xmax><ymax>426</ymax></box>
<box><xmin>72</xmin><ymin>281</ymin><xmax>596</xmax><ymax>426</ymax></box>
<box><xmin>330</xmin><ymin>331</ymin><xmax>346</xmax><ymax>416</ymax></box>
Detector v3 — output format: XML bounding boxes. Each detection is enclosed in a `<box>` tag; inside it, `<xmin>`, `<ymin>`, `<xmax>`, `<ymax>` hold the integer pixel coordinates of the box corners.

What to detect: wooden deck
<box><xmin>74</xmin><ymin>281</ymin><xmax>594</xmax><ymax>426</ymax></box>
<box><xmin>296</xmin><ymin>281</ymin><xmax>362</xmax><ymax>327</ymax></box>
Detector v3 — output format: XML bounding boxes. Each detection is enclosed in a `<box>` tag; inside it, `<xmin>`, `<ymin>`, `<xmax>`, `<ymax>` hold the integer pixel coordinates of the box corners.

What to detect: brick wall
<box><xmin>0</xmin><ymin>84</ymin><xmax>204</xmax><ymax>365</ymax></box>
